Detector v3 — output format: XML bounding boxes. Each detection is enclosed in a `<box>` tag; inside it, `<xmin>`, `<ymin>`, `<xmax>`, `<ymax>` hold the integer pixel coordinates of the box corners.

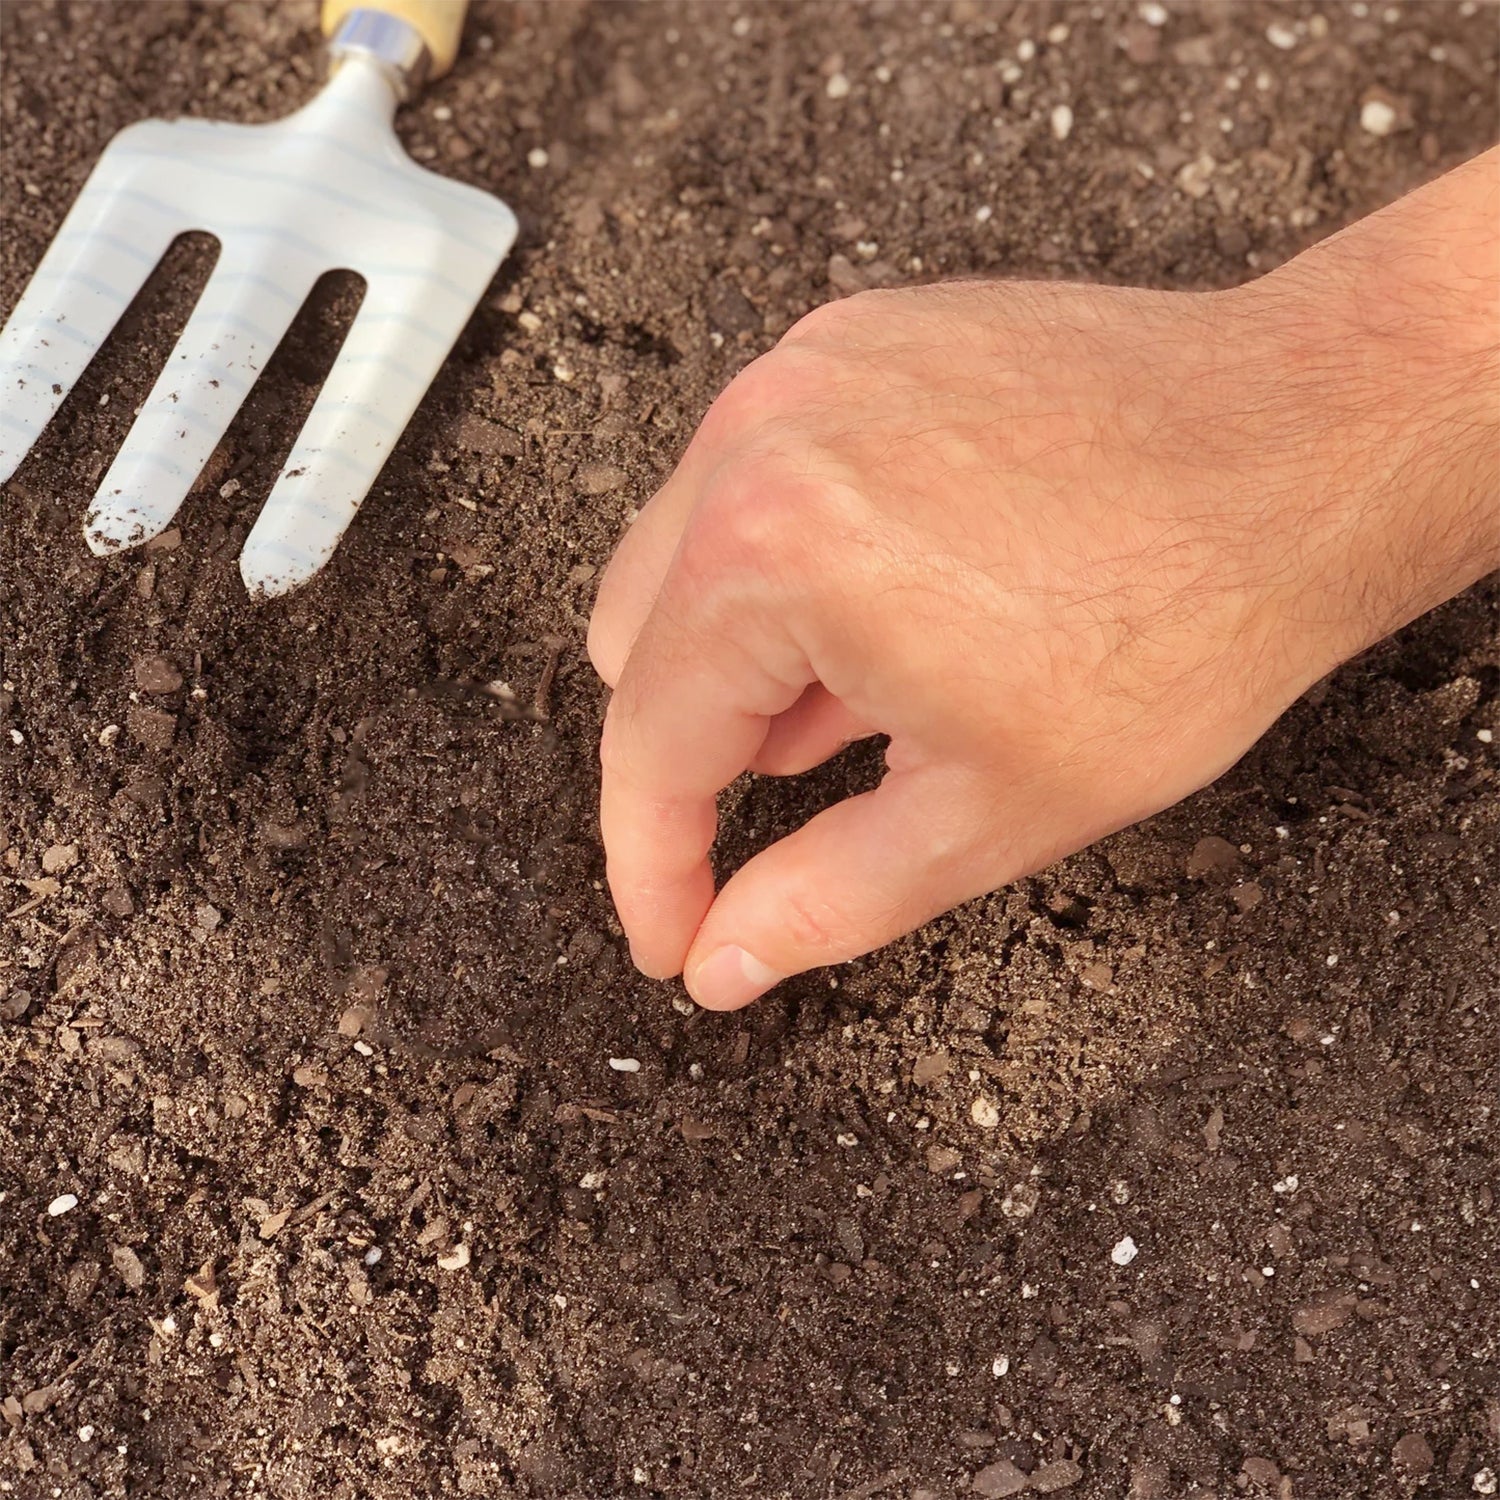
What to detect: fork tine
<box><xmin>0</xmin><ymin>162</ymin><xmax>178</xmax><ymax>484</ymax></box>
<box><xmin>236</xmin><ymin>290</ymin><xmax>459</xmax><ymax>597</ymax></box>
<box><xmin>83</xmin><ymin>250</ymin><xmax>313</xmax><ymax>555</ymax></box>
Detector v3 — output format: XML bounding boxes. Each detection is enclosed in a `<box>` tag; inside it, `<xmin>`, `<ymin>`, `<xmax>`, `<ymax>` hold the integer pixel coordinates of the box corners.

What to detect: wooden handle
<box><xmin>321</xmin><ymin>0</ymin><xmax>468</xmax><ymax>80</ymax></box>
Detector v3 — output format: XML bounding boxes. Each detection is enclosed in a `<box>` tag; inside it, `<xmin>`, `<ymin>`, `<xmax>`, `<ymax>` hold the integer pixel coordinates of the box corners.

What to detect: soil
<box><xmin>2</xmin><ymin>2</ymin><xmax>1498</xmax><ymax>1498</ymax></box>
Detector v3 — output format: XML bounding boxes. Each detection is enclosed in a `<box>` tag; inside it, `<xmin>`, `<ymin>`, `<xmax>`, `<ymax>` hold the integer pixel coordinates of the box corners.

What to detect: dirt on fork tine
<box><xmin>1</xmin><ymin>3</ymin><xmax>1497</xmax><ymax>1498</ymax></box>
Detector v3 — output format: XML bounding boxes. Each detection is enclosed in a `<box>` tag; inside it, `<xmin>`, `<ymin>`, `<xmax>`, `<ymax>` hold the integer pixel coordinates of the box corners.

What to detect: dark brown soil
<box><xmin>3</xmin><ymin>3</ymin><xmax>1498</xmax><ymax>1497</ymax></box>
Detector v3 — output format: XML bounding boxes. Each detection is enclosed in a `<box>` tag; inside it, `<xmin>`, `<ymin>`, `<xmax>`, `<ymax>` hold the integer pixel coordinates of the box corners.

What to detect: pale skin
<box><xmin>588</xmin><ymin>147</ymin><xmax>1500</xmax><ymax>1012</ymax></box>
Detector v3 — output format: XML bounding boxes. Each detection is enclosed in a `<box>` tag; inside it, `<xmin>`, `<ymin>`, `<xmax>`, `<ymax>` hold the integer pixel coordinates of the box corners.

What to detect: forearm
<box><xmin>1240</xmin><ymin>146</ymin><xmax>1499</xmax><ymax>667</ymax></box>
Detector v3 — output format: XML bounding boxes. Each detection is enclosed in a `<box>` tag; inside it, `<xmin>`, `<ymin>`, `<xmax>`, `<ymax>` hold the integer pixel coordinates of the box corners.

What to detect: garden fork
<box><xmin>0</xmin><ymin>0</ymin><xmax>517</xmax><ymax>596</ymax></box>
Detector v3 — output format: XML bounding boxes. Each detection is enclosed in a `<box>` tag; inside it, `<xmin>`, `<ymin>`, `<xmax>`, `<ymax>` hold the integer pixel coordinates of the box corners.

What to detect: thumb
<box><xmin>682</xmin><ymin>763</ymin><xmax>1009</xmax><ymax>1010</ymax></box>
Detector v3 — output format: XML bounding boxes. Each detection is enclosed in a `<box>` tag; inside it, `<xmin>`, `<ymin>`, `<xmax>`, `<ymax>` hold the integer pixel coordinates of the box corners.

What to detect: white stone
<box><xmin>1139</xmin><ymin>1</ymin><xmax>1168</xmax><ymax>24</ymax></box>
<box><xmin>991</xmin><ymin>1354</ymin><xmax>1010</xmax><ymax>1377</ymax></box>
<box><xmin>48</xmin><ymin>1193</ymin><xmax>79</xmax><ymax>1216</ymax></box>
<box><xmin>527</xmin><ymin>147</ymin><xmax>550</xmax><ymax>169</ymax></box>
<box><xmin>971</xmin><ymin>1096</ymin><xmax>1000</xmax><ymax>1129</ymax></box>
<box><xmin>1050</xmin><ymin>104</ymin><xmax>1074</xmax><ymax>141</ymax></box>
<box><xmin>608</xmin><ymin>1056</ymin><xmax>641</xmax><ymax>1073</ymax></box>
<box><xmin>1111</xmin><ymin>1235</ymin><xmax>1140</xmax><ymax>1266</ymax></box>
<box><xmin>825</xmin><ymin>72</ymin><xmax>851</xmax><ymax>100</ymax></box>
<box><xmin>1266</xmin><ymin>21</ymin><xmax>1298</xmax><ymax>49</ymax></box>
<box><xmin>1360</xmin><ymin>98</ymin><xmax>1398</xmax><ymax>136</ymax></box>
<box><xmin>1473</xmin><ymin>1468</ymin><xmax>1497</xmax><ymax>1495</ymax></box>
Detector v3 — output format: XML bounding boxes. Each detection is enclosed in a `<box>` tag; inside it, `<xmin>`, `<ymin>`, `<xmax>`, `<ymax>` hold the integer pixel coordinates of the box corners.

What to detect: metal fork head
<box><xmin>0</xmin><ymin>54</ymin><xmax>516</xmax><ymax>597</ymax></box>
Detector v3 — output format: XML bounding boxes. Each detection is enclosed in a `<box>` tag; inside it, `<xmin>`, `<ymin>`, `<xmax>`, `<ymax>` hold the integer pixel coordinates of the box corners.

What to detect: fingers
<box><xmin>599</xmin><ymin>549</ymin><xmax>812</xmax><ymax>978</ymax></box>
<box><xmin>586</xmin><ymin>466</ymin><xmax>701</xmax><ymax>686</ymax></box>
<box><xmin>682</xmin><ymin>762</ymin><xmax>1004</xmax><ymax>1010</ymax></box>
<box><xmin>748</xmin><ymin>684</ymin><xmax>874</xmax><ymax>776</ymax></box>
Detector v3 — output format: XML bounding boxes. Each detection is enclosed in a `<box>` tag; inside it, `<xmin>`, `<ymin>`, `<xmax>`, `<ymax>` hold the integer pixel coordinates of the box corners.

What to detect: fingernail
<box><xmin>687</xmin><ymin>945</ymin><xmax>782</xmax><ymax>1010</ymax></box>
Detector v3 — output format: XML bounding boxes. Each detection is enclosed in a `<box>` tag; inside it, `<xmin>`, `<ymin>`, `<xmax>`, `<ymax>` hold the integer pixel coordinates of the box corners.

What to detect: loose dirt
<box><xmin>2</xmin><ymin>3</ymin><xmax>1497</xmax><ymax>1497</ymax></box>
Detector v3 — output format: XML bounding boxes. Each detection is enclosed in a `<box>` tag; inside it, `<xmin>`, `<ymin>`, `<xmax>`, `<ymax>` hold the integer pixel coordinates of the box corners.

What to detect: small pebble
<box><xmin>48</xmin><ymin>1193</ymin><xmax>79</xmax><ymax>1216</ymax></box>
<box><xmin>1050</xmin><ymin>104</ymin><xmax>1074</xmax><ymax>141</ymax></box>
<box><xmin>1139</xmin><ymin>1</ymin><xmax>1168</xmax><ymax>23</ymax></box>
<box><xmin>527</xmin><ymin>147</ymin><xmax>549</xmax><ymax>169</ymax></box>
<box><xmin>1266</xmin><ymin>20</ymin><xmax>1298</xmax><ymax>49</ymax></box>
<box><xmin>134</xmin><ymin>656</ymin><xmax>184</xmax><ymax>695</ymax></box>
<box><xmin>78</xmin><ymin>1424</ymin><xmax>95</xmax><ymax>1442</ymax></box>
<box><xmin>608</xmin><ymin>1056</ymin><xmax>641</xmax><ymax>1073</ymax></box>
<box><xmin>1031</xmin><ymin>1460</ymin><xmax>1084</xmax><ymax>1493</ymax></box>
<box><xmin>364</xmin><ymin>1247</ymin><xmax>382</xmax><ymax>1267</ymax></box>
<box><xmin>1000</xmin><ymin>1183</ymin><xmax>1039</xmax><ymax>1220</ymax></box>
<box><xmin>1360</xmin><ymin>98</ymin><xmax>1398</xmax><ymax>136</ymax></box>
<box><xmin>1016</xmin><ymin>38</ymin><xmax>1036</xmax><ymax>61</ymax></box>
<box><xmin>437</xmin><ymin>1243</ymin><xmax>471</xmax><ymax>1271</ymax></box>
<box><xmin>1392</xmin><ymin>1433</ymin><xmax>1435</xmax><ymax>1477</ymax></box>
<box><xmin>1046</xmin><ymin>22</ymin><xmax>1070</xmax><ymax>43</ymax></box>
<box><xmin>825</xmin><ymin>72</ymin><xmax>851</xmax><ymax>99</ymax></box>
<box><xmin>972</xmin><ymin>1458</ymin><xmax>1029</xmax><ymax>1498</ymax></box>
<box><xmin>219</xmin><ymin>477</ymin><xmax>242</xmax><ymax>499</ymax></box>
<box><xmin>1473</xmin><ymin>1469</ymin><xmax>1497</xmax><ymax>1495</ymax></box>
<box><xmin>1111</xmin><ymin>1235</ymin><xmax>1139</xmax><ymax>1266</ymax></box>
<box><xmin>971</xmin><ymin>1096</ymin><xmax>1000</xmax><ymax>1129</ymax></box>
<box><xmin>1477</xmin><ymin>728</ymin><xmax>1493</xmax><ymax>743</ymax></box>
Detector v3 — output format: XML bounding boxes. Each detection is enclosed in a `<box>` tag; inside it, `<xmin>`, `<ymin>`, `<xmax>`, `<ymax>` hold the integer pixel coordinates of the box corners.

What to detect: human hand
<box><xmin>588</xmin><ymin>152</ymin><xmax>1498</xmax><ymax>1011</ymax></box>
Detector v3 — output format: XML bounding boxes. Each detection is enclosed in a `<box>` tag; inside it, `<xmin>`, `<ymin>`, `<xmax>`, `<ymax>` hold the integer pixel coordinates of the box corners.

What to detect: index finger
<box><xmin>599</xmin><ymin>562</ymin><xmax>811</xmax><ymax>979</ymax></box>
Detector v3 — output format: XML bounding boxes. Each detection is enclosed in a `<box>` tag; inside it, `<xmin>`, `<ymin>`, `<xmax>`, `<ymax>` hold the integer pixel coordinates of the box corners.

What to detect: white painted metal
<box><xmin>0</xmin><ymin>52</ymin><xmax>516</xmax><ymax>597</ymax></box>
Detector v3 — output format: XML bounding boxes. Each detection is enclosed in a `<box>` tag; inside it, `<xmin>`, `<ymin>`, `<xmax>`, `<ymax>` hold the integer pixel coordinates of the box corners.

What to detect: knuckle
<box><xmin>682</xmin><ymin>469</ymin><xmax>823</xmax><ymax>590</ymax></box>
<box><xmin>695</xmin><ymin>354</ymin><xmax>783</xmax><ymax>445</ymax></box>
<box><xmin>781</xmin><ymin>295</ymin><xmax>865</xmax><ymax>346</ymax></box>
<box><xmin>779</xmin><ymin>884</ymin><xmax>850</xmax><ymax>959</ymax></box>
<box><xmin>696</xmin><ymin>343</ymin><xmax>834</xmax><ymax>447</ymax></box>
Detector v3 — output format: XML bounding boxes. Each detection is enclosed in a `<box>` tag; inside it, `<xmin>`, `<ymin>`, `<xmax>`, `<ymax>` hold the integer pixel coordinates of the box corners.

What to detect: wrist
<box><xmin>1231</xmin><ymin>154</ymin><xmax>1499</xmax><ymax>675</ymax></box>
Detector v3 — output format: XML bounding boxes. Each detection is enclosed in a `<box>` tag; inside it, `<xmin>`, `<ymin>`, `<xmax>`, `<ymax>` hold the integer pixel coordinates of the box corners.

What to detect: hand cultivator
<box><xmin>0</xmin><ymin>0</ymin><xmax>516</xmax><ymax>596</ymax></box>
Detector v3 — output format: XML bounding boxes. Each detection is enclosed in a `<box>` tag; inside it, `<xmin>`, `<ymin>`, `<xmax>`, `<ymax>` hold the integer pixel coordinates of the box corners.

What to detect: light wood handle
<box><xmin>321</xmin><ymin>0</ymin><xmax>468</xmax><ymax>80</ymax></box>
